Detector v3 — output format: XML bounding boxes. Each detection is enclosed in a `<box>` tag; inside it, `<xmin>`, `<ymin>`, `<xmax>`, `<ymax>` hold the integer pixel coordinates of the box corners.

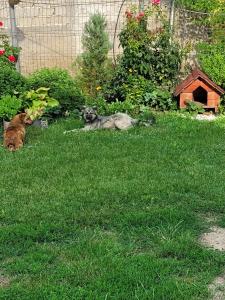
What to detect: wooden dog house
<box><xmin>174</xmin><ymin>69</ymin><xmax>224</xmax><ymax>112</ymax></box>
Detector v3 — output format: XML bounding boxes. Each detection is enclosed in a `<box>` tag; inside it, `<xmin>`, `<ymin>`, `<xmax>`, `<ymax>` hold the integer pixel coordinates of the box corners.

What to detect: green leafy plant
<box><xmin>88</xmin><ymin>96</ymin><xmax>138</xmax><ymax>116</ymax></box>
<box><xmin>105</xmin><ymin>4</ymin><xmax>183</xmax><ymax>105</ymax></box>
<box><xmin>184</xmin><ymin>100</ymin><xmax>205</xmax><ymax>114</ymax></box>
<box><xmin>26</xmin><ymin>68</ymin><xmax>85</xmax><ymax>115</ymax></box>
<box><xmin>218</xmin><ymin>95</ymin><xmax>225</xmax><ymax>114</ymax></box>
<box><xmin>119</xmin><ymin>5</ymin><xmax>182</xmax><ymax>86</ymax></box>
<box><xmin>143</xmin><ymin>88</ymin><xmax>175</xmax><ymax>111</ymax></box>
<box><xmin>0</xmin><ymin>61</ymin><xmax>27</xmax><ymax>98</ymax></box>
<box><xmin>0</xmin><ymin>94</ymin><xmax>22</xmax><ymax>121</ymax></box>
<box><xmin>176</xmin><ymin>0</ymin><xmax>218</xmax><ymax>13</ymax></box>
<box><xmin>124</xmin><ymin>75</ymin><xmax>154</xmax><ymax>104</ymax></box>
<box><xmin>75</xmin><ymin>13</ymin><xmax>113</xmax><ymax>97</ymax></box>
<box><xmin>22</xmin><ymin>87</ymin><xmax>59</xmax><ymax>121</ymax></box>
<box><xmin>137</xmin><ymin>106</ymin><xmax>156</xmax><ymax>124</ymax></box>
<box><xmin>197</xmin><ymin>42</ymin><xmax>225</xmax><ymax>89</ymax></box>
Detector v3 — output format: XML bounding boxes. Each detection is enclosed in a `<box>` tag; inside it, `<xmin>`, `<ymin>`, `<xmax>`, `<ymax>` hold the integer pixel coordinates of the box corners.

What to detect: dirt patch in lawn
<box><xmin>200</xmin><ymin>226</ymin><xmax>225</xmax><ymax>299</ymax></box>
<box><xmin>0</xmin><ymin>272</ymin><xmax>10</xmax><ymax>288</ymax></box>
<box><xmin>209</xmin><ymin>275</ymin><xmax>225</xmax><ymax>300</ymax></box>
<box><xmin>200</xmin><ymin>226</ymin><xmax>225</xmax><ymax>251</ymax></box>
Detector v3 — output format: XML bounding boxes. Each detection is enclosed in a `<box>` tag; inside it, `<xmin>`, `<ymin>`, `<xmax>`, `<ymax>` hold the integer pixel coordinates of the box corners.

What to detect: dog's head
<box><xmin>81</xmin><ymin>106</ymin><xmax>98</xmax><ymax>123</ymax></box>
<box><xmin>19</xmin><ymin>113</ymin><xmax>33</xmax><ymax>125</ymax></box>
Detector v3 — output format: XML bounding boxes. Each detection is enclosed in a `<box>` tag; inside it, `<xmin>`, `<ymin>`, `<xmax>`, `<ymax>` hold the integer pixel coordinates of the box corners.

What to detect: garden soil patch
<box><xmin>209</xmin><ymin>275</ymin><xmax>225</xmax><ymax>300</ymax></box>
<box><xmin>200</xmin><ymin>226</ymin><xmax>225</xmax><ymax>251</ymax></box>
<box><xmin>0</xmin><ymin>271</ymin><xmax>10</xmax><ymax>288</ymax></box>
<box><xmin>200</xmin><ymin>227</ymin><xmax>225</xmax><ymax>299</ymax></box>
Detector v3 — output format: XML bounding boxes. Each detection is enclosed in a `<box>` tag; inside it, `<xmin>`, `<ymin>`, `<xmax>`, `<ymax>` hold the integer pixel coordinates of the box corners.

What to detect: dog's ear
<box><xmin>81</xmin><ymin>105</ymin><xmax>86</xmax><ymax>113</ymax></box>
<box><xmin>19</xmin><ymin>113</ymin><xmax>26</xmax><ymax>121</ymax></box>
<box><xmin>92</xmin><ymin>106</ymin><xmax>97</xmax><ymax>111</ymax></box>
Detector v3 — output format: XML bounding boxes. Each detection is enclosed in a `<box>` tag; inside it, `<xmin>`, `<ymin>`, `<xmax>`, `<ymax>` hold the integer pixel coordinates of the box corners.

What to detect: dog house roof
<box><xmin>174</xmin><ymin>68</ymin><xmax>225</xmax><ymax>97</ymax></box>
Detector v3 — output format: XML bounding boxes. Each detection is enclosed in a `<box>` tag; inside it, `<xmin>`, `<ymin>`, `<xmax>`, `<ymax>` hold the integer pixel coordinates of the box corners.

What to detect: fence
<box><xmin>0</xmin><ymin>0</ymin><xmax>224</xmax><ymax>74</ymax></box>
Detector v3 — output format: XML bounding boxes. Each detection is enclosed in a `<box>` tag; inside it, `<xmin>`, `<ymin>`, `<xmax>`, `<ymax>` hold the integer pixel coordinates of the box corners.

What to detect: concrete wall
<box><xmin>1</xmin><ymin>0</ymin><xmax>209</xmax><ymax>75</ymax></box>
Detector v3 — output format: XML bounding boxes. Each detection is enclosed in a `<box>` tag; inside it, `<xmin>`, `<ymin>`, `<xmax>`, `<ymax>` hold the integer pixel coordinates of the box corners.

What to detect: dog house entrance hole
<box><xmin>193</xmin><ymin>86</ymin><xmax>208</xmax><ymax>105</ymax></box>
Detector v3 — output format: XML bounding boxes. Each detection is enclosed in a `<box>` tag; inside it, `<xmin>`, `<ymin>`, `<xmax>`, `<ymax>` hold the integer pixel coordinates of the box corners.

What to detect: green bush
<box><xmin>26</xmin><ymin>68</ymin><xmax>85</xmax><ymax>115</ymax></box>
<box><xmin>0</xmin><ymin>94</ymin><xmax>22</xmax><ymax>121</ymax></box>
<box><xmin>143</xmin><ymin>88</ymin><xmax>175</xmax><ymax>111</ymax></box>
<box><xmin>197</xmin><ymin>42</ymin><xmax>225</xmax><ymax>90</ymax></box>
<box><xmin>176</xmin><ymin>0</ymin><xmax>218</xmax><ymax>12</ymax></box>
<box><xmin>105</xmin><ymin>4</ymin><xmax>183</xmax><ymax>107</ymax></box>
<box><xmin>89</xmin><ymin>97</ymin><xmax>137</xmax><ymax>116</ymax></box>
<box><xmin>76</xmin><ymin>13</ymin><xmax>113</xmax><ymax>97</ymax></box>
<box><xmin>182</xmin><ymin>100</ymin><xmax>205</xmax><ymax>114</ymax></box>
<box><xmin>118</xmin><ymin>6</ymin><xmax>182</xmax><ymax>87</ymax></box>
<box><xmin>105</xmin><ymin>73</ymin><xmax>175</xmax><ymax>111</ymax></box>
<box><xmin>0</xmin><ymin>62</ymin><xmax>27</xmax><ymax>97</ymax></box>
<box><xmin>105</xmin><ymin>73</ymin><xmax>152</xmax><ymax>104</ymax></box>
<box><xmin>124</xmin><ymin>75</ymin><xmax>154</xmax><ymax>104</ymax></box>
<box><xmin>21</xmin><ymin>87</ymin><xmax>59</xmax><ymax>121</ymax></box>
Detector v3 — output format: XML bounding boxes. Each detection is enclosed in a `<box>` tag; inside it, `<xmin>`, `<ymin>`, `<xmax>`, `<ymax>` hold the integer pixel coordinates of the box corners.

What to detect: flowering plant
<box><xmin>105</xmin><ymin>2</ymin><xmax>183</xmax><ymax>104</ymax></box>
<box><xmin>118</xmin><ymin>3</ymin><xmax>182</xmax><ymax>88</ymax></box>
<box><xmin>151</xmin><ymin>0</ymin><xmax>160</xmax><ymax>5</ymax></box>
<box><xmin>0</xmin><ymin>21</ymin><xmax>20</xmax><ymax>67</ymax></box>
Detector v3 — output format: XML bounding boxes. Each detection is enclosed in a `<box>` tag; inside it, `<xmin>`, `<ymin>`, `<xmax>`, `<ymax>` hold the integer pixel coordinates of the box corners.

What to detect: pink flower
<box><xmin>151</xmin><ymin>0</ymin><xmax>160</xmax><ymax>5</ymax></box>
<box><xmin>125</xmin><ymin>11</ymin><xmax>133</xmax><ymax>18</ymax></box>
<box><xmin>0</xmin><ymin>21</ymin><xmax>3</xmax><ymax>27</ymax></box>
<box><xmin>136</xmin><ymin>12</ymin><xmax>145</xmax><ymax>22</ymax></box>
<box><xmin>0</xmin><ymin>49</ymin><xmax>5</xmax><ymax>55</ymax></box>
<box><xmin>8</xmin><ymin>55</ymin><xmax>16</xmax><ymax>63</ymax></box>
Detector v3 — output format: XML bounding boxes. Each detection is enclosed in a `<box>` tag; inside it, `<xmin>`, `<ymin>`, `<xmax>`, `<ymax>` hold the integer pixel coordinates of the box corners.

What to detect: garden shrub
<box><xmin>0</xmin><ymin>61</ymin><xmax>27</xmax><ymax>97</ymax></box>
<box><xmin>0</xmin><ymin>94</ymin><xmax>22</xmax><ymax>121</ymax></box>
<box><xmin>105</xmin><ymin>72</ymin><xmax>175</xmax><ymax>111</ymax></box>
<box><xmin>182</xmin><ymin>100</ymin><xmax>205</xmax><ymax>114</ymax></box>
<box><xmin>104</xmin><ymin>3</ymin><xmax>182</xmax><ymax>110</ymax></box>
<box><xmin>75</xmin><ymin>13</ymin><xmax>113</xmax><ymax>97</ymax></box>
<box><xmin>197</xmin><ymin>42</ymin><xmax>225</xmax><ymax>89</ymax></box>
<box><xmin>143</xmin><ymin>88</ymin><xmax>175</xmax><ymax>111</ymax></box>
<box><xmin>123</xmin><ymin>75</ymin><xmax>153</xmax><ymax>104</ymax></box>
<box><xmin>176</xmin><ymin>0</ymin><xmax>218</xmax><ymax>13</ymax></box>
<box><xmin>26</xmin><ymin>68</ymin><xmax>85</xmax><ymax>115</ymax></box>
<box><xmin>118</xmin><ymin>12</ymin><xmax>182</xmax><ymax>87</ymax></box>
<box><xmin>87</xmin><ymin>97</ymin><xmax>138</xmax><ymax>116</ymax></box>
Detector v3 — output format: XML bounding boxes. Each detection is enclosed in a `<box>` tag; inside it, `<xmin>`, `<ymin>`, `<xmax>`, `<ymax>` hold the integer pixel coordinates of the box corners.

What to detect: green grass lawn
<box><xmin>1</xmin><ymin>113</ymin><xmax>225</xmax><ymax>299</ymax></box>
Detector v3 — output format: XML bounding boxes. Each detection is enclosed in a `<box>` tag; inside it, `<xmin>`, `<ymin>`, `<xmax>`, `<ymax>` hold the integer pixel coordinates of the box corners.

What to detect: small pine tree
<box><xmin>78</xmin><ymin>13</ymin><xmax>112</xmax><ymax>97</ymax></box>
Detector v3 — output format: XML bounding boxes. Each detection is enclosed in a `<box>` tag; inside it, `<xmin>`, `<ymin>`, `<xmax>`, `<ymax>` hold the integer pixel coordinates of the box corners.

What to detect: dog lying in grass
<box><xmin>3</xmin><ymin>113</ymin><xmax>32</xmax><ymax>151</ymax></box>
<box><xmin>64</xmin><ymin>106</ymin><xmax>155</xmax><ymax>134</ymax></box>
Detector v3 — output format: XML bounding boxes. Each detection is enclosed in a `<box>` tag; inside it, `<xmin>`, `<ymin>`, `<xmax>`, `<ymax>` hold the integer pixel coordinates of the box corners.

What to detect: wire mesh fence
<box><xmin>0</xmin><ymin>0</ymin><xmax>224</xmax><ymax>74</ymax></box>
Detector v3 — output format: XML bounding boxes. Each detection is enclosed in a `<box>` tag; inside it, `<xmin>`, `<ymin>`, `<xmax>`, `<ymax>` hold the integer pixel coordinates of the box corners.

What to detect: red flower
<box><xmin>136</xmin><ymin>11</ymin><xmax>145</xmax><ymax>22</ymax></box>
<box><xmin>8</xmin><ymin>55</ymin><xmax>16</xmax><ymax>63</ymax></box>
<box><xmin>125</xmin><ymin>10</ymin><xmax>133</xmax><ymax>18</ymax></box>
<box><xmin>0</xmin><ymin>49</ymin><xmax>5</xmax><ymax>56</ymax></box>
<box><xmin>151</xmin><ymin>0</ymin><xmax>160</xmax><ymax>5</ymax></box>
<box><xmin>139</xmin><ymin>11</ymin><xmax>145</xmax><ymax>17</ymax></box>
<box><xmin>0</xmin><ymin>21</ymin><xmax>3</xmax><ymax>27</ymax></box>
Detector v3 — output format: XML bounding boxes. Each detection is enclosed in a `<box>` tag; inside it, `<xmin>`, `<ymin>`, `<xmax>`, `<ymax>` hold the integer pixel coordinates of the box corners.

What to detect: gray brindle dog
<box><xmin>64</xmin><ymin>106</ymin><xmax>155</xmax><ymax>133</ymax></box>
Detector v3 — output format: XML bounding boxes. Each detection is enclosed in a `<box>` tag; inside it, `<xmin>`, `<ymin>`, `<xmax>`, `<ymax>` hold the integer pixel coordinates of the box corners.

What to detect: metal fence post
<box><xmin>139</xmin><ymin>0</ymin><xmax>145</xmax><ymax>12</ymax></box>
<box><xmin>169</xmin><ymin>0</ymin><xmax>176</xmax><ymax>31</ymax></box>
<box><xmin>9</xmin><ymin>2</ymin><xmax>20</xmax><ymax>72</ymax></box>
